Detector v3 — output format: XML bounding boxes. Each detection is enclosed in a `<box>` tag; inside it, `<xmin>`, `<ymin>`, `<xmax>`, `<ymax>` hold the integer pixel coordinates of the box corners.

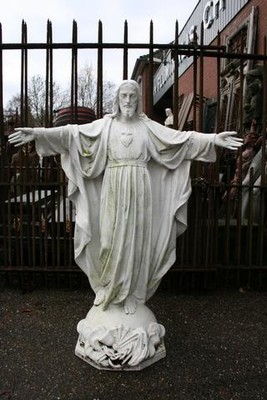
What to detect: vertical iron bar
<box><xmin>23</xmin><ymin>22</ymin><xmax>28</xmax><ymax>126</ymax></box>
<box><xmin>20</xmin><ymin>21</ymin><xmax>24</xmax><ymax>125</ymax></box>
<box><xmin>192</xmin><ymin>45</ymin><xmax>201</xmax><ymax>185</ymax></box>
<box><xmin>45</xmin><ymin>21</ymin><xmax>50</xmax><ymax>127</ymax></box>
<box><xmin>173</xmin><ymin>20</ymin><xmax>179</xmax><ymax>130</ymax></box>
<box><xmin>148</xmin><ymin>20</ymin><xmax>154</xmax><ymax>118</ymax></box>
<box><xmin>224</xmin><ymin>179</ymin><xmax>231</xmax><ymax>267</ymax></box>
<box><xmin>236</xmin><ymin>57</ymin><xmax>244</xmax><ymax>268</ymax></box>
<box><xmin>191</xmin><ymin>29</ymin><xmax>199</xmax><ymax>268</ymax></box>
<box><xmin>23</xmin><ymin>20</ymin><xmax>32</xmax><ymax>269</ymax></box>
<box><xmin>199</xmin><ymin>22</ymin><xmax>204</xmax><ymax>133</ymax></box>
<box><xmin>97</xmin><ymin>20</ymin><xmax>103</xmax><ymax>119</ymax></box>
<box><xmin>0</xmin><ymin>23</ymin><xmax>7</xmax><ymax>267</ymax></box>
<box><xmin>198</xmin><ymin>22</ymin><xmax>210</xmax><ymax>278</ymax></box>
<box><xmin>214</xmin><ymin>31</ymin><xmax>221</xmax><ymax>267</ymax></box>
<box><xmin>45</xmin><ymin>20</ymin><xmax>53</xmax><ymax>127</ymax></box>
<box><xmin>43</xmin><ymin>167</ymin><xmax>49</xmax><ymax>268</ymax></box>
<box><xmin>58</xmin><ymin>170</ymin><xmax>65</xmax><ymax>268</ymax></box>
<box><xmin>50</xmin><ymin>186</ymin><xmax>56</xmax><ymax>267</ymax></box>
<box><xmin>62</xmin><ymin>183</ymin><xmax>67</xmax><ymax>267</ymax></box>
<box><xmin>31</xmin><ymin>181</ymin><xmax>36</xmax><ymax>268</ymax></box>
<box><xmin>49</xmin><ymin>22</ymin><xmax>53</xmax><ymax>126</ymax></box>
<box><xmin>260</xmin><ymin>38</ymin><xmax>267</xmax><ymax>186</ymax></box>
<box><xmin>20</xmin><ymin>20</ymin><xmax>29</xmax><ymax>126</ymax></box>
<box><xmin>215</xmin><ymin>32</ymin><xmax>221</xmax><ymax>180</ymax></box>
<box><xmin>56</xmin><ymin>187</ymin><xmax>61</xmax><ymax>268</ymax></box>
<box><xmin>37</xmin><ymin>163</ymin><xmax>43</xmax><ymax>269</ymax></box>
<box><xmin>192</xmin><ymin>51</ymin><xmax>197</xmax><ymax>132</ymax></box>
<box><xmin>247</xmin><ymin>168</ymin><xmax>254</xmax><ymax>267</ymax></box>
<box><xmin>192</xmin><ymin>187</ymin><xmax>200</xmax><ymax>268</ymax></box>
<box><xmin>19</xmin><ymin>20</ymin><xmax>29</xmax><ymax>268</ymax></box>
<box><xmin>123</xmin><ymin>20</ymin><xmax>128</xmax><ymax>80</ymax></box>
<box><xmin>258</xmin><ymin>35</ymin><xmax>267</xmax><ymax>267</ymax></box>
<box><xmin>71</xmin><ymin>20</ymin><xmax>78</xmax><ymax>123</ymax></box>
<box><xmin>215</xmin><ymin>31</ymin><xmax>221</xmax><ymax>135</ymax></box>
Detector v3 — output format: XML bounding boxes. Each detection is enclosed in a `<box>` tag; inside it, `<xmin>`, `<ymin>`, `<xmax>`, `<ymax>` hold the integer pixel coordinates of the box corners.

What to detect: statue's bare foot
<box><xmin>94</xmin><ymin>287</ymin><xmax>106</xmax><ymax>306</ymax></box>
<box><xmin>123</xmin><ymin>295</ymin><xmax>137</xmax><ymax>315</ymax></box>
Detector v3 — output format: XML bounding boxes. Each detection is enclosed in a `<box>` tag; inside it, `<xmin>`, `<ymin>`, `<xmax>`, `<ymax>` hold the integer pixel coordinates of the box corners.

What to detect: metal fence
<box><xmin>1</xmin><ymin>20</ymin><xmax>267</xmax><ymax>290</ymax></box>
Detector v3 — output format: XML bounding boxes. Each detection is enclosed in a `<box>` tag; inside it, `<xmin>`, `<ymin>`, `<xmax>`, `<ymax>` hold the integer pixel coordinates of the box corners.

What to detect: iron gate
<box><xmin>0</xmin><ymin>20</ymin><xmax>267</xmax><ymax>290</ymax></box>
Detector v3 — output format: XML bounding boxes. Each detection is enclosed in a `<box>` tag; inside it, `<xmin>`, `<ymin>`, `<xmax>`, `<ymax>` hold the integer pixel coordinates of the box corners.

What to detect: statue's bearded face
<box><xmin>118</xmin><ymin>84</ymin><xmax>138</xmax><ymax>118</ymax></box>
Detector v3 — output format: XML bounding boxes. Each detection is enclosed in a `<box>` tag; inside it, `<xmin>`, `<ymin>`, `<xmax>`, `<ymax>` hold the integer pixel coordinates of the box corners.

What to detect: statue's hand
<box><xmin>8</xmin><ymin>127</ymin><xmax>35</xmax><ymax>147</ymax></box>
<box><xmin>214</xmin><ymin>131</ymin><xmax>243</xmax><ymax>151</ymax></box>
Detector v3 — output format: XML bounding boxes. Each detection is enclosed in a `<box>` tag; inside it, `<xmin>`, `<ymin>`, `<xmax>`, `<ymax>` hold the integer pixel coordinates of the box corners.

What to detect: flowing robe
<box><xmin>35</xmin><ymin>115</ymin><xmax>216</xmax><ymax>308</ymax></box>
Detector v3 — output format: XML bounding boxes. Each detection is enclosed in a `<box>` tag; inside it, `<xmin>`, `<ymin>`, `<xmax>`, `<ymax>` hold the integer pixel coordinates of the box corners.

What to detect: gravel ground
<box><xmin>0</xmin><ymin>287</ymin><xmax>267</xmax><ymax>400</ymax></box>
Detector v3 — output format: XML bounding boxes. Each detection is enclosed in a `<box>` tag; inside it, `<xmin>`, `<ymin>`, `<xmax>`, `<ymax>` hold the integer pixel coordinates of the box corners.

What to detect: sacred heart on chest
<box><xmin>120</xmin><ymin>131</ymin><xmax>133</xmax><ymax>147</ymax></box>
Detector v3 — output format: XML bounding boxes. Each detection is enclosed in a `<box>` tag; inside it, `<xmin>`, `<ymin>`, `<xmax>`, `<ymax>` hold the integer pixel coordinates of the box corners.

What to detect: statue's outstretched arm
<box><xmin>214</xmin><ymin>131</ymin><xmax>243</xmax><ymax>151</ymax></box>
<box><xmin>8</xmin><ymin>127</ymin><xmax>36</xmax><ymax>147</ymax></box>
<box><xmin>8</xmin><ymin>126</ymin><xmax>69</xmax><ymax>152</ymax></box>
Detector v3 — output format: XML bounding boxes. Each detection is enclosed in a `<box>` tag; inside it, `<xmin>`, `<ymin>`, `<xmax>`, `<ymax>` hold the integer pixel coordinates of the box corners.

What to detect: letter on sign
<box><xmin>203</xmin><ymin>1</ymin><xmax>213</xmax><ymax>29</ymax></box>
<box><xmin>203</xmin><ymin>0</ymin><xmax>226</xmax><ymax>30</ymax></box>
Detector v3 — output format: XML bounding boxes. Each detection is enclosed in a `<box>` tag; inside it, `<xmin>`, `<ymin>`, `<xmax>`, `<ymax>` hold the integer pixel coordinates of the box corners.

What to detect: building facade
<box><xmin>132</xmin><ymin>0</ymin><xmax>267</xmax><ymax>134</ymax></box>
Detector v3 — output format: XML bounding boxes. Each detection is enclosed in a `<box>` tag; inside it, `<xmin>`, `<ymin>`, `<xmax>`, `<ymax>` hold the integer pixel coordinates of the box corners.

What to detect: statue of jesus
<box><xmin>9</xmin><ymin>80</ymin><xmax>243</xmax><ymax>316</ymax></box>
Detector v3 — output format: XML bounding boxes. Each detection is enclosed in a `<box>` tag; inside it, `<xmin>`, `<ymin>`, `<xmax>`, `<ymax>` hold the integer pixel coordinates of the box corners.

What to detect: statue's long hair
<box><xmin>111</xmin><ymin>79</ymin><xmax>145</xmax><ymax>118</ymax></box>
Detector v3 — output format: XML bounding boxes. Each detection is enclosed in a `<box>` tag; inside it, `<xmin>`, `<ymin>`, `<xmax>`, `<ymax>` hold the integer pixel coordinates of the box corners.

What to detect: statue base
<box><xmin>75</xmin><ymin>302</ymin><xmax>166</xmax><ymax>371</ymax></box>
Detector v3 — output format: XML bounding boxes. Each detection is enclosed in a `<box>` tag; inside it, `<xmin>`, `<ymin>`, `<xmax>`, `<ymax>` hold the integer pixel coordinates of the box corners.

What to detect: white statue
<box><xmin>164</xmin><ymin>107</ymin><xmax>174</xmax><ymax>128</ymax></box>
<box><xmin>9</xmin><ymin>80</ymin><xmax>243</xmax><ymax>370</ymax></box>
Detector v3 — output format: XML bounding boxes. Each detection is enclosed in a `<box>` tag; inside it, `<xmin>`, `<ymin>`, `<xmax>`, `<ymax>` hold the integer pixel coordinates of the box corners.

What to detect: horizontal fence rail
<box><xmin>0</xmin><ymin>20</ymin><xmax>267</xmax><ymax>290</ymax></box>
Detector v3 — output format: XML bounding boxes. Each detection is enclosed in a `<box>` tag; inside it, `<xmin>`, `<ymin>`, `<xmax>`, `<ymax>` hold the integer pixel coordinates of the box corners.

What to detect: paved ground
<box><xmin>1</xmin><ymin>287</ymin><xmax>267</xmax><ymax>400</ymax></box>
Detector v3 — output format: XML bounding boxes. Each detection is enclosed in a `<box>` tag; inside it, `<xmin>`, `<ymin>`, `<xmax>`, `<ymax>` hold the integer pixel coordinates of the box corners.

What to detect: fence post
<box><xmin>20</xmin><ymin>20</ymin><xmax>28</xmax><ymax>126</ymax></box>
<box><xmin>45</xmin><ymin>20</ymin><xmax>53</xmax><ymax>127</ymax></box>
<box><xmin>148</xmin><ymin>20</ymin><xmax>154</xmax><ymax>118</ymax></box>
<box><xmin>173</xmin><ymin>20</ymin><xmax>179</xmax><ymax>130</ymax></box>
<box><xmin>71</xmin><ymin>20</ymin><xmax>78</xmax><ymax>123</ymax></box>
<box><xmin>97</xmin><ymin>20</ymin><xmax>103</xmax><ymax>119</ymax></box>
<box><xmin>123</xmin><ymin>20</ymin><xmax>128</xmax><ymax>80</ymax></box>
